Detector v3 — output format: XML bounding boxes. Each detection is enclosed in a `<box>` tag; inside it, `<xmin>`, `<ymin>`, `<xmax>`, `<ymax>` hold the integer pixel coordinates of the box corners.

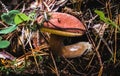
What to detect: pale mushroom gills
<box><xmin>37</xmin><ymin>12</ymin><xmax>92</xmax><ymax>58</ymax></box>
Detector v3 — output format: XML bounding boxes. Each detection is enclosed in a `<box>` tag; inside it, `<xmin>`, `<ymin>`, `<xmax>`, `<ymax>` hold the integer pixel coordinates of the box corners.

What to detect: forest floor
<box><xmin>0</xmin><ymin>0</ymin><xmax>120</xmax><ymax>76</ymax></box>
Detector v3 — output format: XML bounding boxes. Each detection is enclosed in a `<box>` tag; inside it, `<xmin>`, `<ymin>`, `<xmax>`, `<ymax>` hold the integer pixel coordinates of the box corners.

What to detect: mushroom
<box><xmin>37</xmin><ymin>12</ymin><xmax>92</xmax><ymax>58</ymax></box>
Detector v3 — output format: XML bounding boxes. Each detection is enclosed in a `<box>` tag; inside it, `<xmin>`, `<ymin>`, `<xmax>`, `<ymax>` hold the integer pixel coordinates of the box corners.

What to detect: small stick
<box><xmin>0</xmin><ymin>0</ymin><xmax>9</xmax><ymax>13</ymax></box>
<box><xmin>50</xmin><ymin>51</ymin><xmax>60</xmax><ymax>76</ymax></box>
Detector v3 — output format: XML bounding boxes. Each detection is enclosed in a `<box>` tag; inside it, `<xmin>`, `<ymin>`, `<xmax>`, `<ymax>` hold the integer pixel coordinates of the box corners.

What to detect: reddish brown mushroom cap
<box><xmin>37</xmin><ymin>12</ymin><xmax>90</xmax><ymax>58</ymax></box>
<box><xmin>37</xmin><ymin>12</ymin><xmax>86</xmax><ymax>37</ymax></box>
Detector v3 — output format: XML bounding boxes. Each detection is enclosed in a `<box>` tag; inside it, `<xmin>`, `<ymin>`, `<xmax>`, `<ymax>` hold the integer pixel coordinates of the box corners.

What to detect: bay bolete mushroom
<box><xmin>37</xmin><ymin>12</ymin><xmax>92</xmax><ymax>58</ymax></box>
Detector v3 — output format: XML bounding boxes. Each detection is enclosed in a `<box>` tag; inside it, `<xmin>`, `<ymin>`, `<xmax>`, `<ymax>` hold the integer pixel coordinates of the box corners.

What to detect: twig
<box><xmin>86</xmin><ymin>28</ymin><xmax>103</xmax><ymax>76</ymax></box>
<box><xmin>114</xmin><ymin>20</ymin><xmax>117</xmax><ymax>64</ymax></box>
<box><xmin>100</xmin><ymin>36</ymin><xmax>113</xmax><ymax>55</ymax></box>
<box><xmin>0</xmin><ymin>21</ymin><xmax>7</xmax><ymax>27</ymax></box>
<box><xmin>50</xmin><ymin>51</ymin><xmax>60</xmax><ymax>76</ymax></box>
<box><xmin>63</xmin><ymin>58</ymin><xmax>86</xmax><ymax>75</ymax></box>
<box><xmin>83</xmin><ymin>13</ymin><xmax>103</xmax><ymax>75</ymax></box>
<box><xmin>43</xmin><ymin>1</ymin><xmax>51</xmax><ymax>11</ymax></box>
<box><xmin>85</xmin><ymin>53</ymin><xmax>96</xmax><ymax>70</ymax></box>
<box><xmin>14</xmin><ymin>0</ymin><xmax>24</xmax><ymax>10</ymax></box>
<box><xmin>0</xmin><ymin>0</ymin><xmax>9</xmax><ymax>12</ymax></box>
<box><xmin>84</xmin><ymin>20</ymin><xmax>103</xmax><ymax>67</ymax></box>
<box><xmin>114</xmin><ymin>13</ymin><xmax>120</xmax><ymax>63</ymax></box>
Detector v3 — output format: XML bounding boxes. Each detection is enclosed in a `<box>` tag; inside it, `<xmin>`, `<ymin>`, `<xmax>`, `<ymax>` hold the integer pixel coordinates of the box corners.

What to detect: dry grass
<box><xmin>0</xmin><ymin>0</ymin><xmax>120</xmax><ymax>76</ymax></box>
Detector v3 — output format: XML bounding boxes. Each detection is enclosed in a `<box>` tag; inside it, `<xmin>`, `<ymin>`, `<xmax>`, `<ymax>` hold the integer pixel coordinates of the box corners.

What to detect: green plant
<box><xmin>0</xmin><ymin>10</ymin><xmax>19</xmax><ymax>34</ymax></box>
<box><xmin>0</xmin><ymin>10</ymin><xmax>30</xmax><ymax>34</ymax></box>
<box><xmin>0</xmin><ymin>10</ymin><xmax>30</xmax><ymax>48</ymax></box>
<box><xmin>0</xmin><ymin>10</ymin><xmax>30</xmax><ymax>35</ymax></box>
<box><xmin>94</xmin><ymin>10</ymin><xmax>120</xmax><ymax>30</ymax></box>
<box><xmin>0</xmin><ymin>66</ymin><xmax>13</xmax><ymax>75</ymax></box>
<box><xmin>0</xmin><ymin>25</ymin><xmax>17</xmax><ymax>34</ymax></box>
<box><xmin>1</xmin><ymin>10</ymin><xmax>20</xmax><ymax>25</ymax></box>
<box><xmin>0</xmin><ymin>36</ymin><xmax>10</xmax><ymax>48</ymax></box>
<box><xmin>14</xmin><ymin>13</ymin><xmax>30</xmax><ymax>25</ymax></box>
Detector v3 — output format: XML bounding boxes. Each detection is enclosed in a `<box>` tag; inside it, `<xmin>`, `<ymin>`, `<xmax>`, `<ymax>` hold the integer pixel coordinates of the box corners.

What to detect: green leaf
<box><xmin>94</xmin><ymin>10</ymin><xmax>108</xmax><ymax>22</ymax></box>
<box><xmin>0</xmin><ymin>36</ymin><xmax>2</xmax><ymax>41</ymax></box>
<box><xmin>14</xmin><ymin>13</ymin><xmax>30</xmax><ymax>25</ymax></box>
<box><xmin>1</xmin><ymin>10</ymin><xmax>20</xmax><ymax>25</ymax></box>
<box><xmin>95</xmin><ymin>10</ymin><xmax>120</xmax><ymax>31</ymax></box>
<box><xmin>0</xmin><ymin>25</ymin><xmax>17</xmax><ymax>34</ymax></box>
<box><xmin>0</xmin><ymin>40</ymin><xmax>10</xmax><ymax>48</ymax></box>
<box><xmin>95</xmin><ymin>10</ymin><xmax>116</xmax><ymax>25</ymax></box>
<box><xmin>28</xmin><ymin>12</ymin><xmax>36</xmax><ymax>20</ymax></box>
<box><xmin>95</xmin><ymin>10</ymin><xmax>105</xmax><ymax>18</ymax></box>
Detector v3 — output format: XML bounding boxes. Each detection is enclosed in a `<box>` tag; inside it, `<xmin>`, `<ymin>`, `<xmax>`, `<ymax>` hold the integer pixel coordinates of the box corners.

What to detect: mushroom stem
<box><xmin>49</xmin><ymin>34</ymin><xmax>92</xmax><ymax>58</ymax></box>
<box><xmin>49</xmin><ymin>34</ymin><xmax>64</xmax><ymax>56</ymax></box>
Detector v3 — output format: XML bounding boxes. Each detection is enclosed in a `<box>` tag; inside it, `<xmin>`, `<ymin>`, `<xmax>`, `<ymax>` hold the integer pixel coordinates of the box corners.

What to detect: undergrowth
<box><xmin>0</xmin><ymin>0</ymin><xmax>120</xmax><ymax>76</ymax></box>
